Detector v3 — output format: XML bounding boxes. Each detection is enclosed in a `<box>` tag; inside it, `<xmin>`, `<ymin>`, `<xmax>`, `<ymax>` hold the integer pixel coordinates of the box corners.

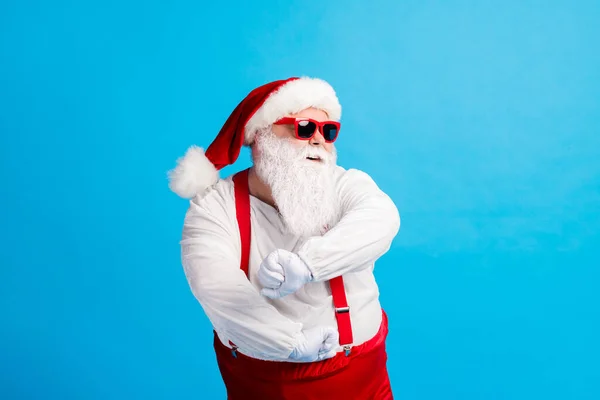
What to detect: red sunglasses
<box><xmin>273</xmin><ymin>117</ymin><xmax>341</xmax><ymax>143</ymax></box>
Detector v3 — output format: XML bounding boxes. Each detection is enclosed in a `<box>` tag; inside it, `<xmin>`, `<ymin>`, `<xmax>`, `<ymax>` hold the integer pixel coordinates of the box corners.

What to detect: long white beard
<box><xmin>253</xmin><ymin>129</ymin><xmax>341</xmax><ymax>238</ymax></box>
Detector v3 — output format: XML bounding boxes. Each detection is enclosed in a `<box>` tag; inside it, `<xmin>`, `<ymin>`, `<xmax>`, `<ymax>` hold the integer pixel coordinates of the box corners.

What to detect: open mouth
<box><xmin>306</xmin><ymin>156</ymin><xmax>322</xmax><ymax>162</ymax></box>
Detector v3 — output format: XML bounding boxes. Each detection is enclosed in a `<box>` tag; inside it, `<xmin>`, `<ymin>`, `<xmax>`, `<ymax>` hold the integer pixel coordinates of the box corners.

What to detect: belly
<box><xmin>265</xmin><ymin>268</ymin><xmax>383</xmax><ymax>347</ymax></box>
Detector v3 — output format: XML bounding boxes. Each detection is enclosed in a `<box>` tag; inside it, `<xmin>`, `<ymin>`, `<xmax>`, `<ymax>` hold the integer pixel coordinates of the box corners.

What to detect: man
<box><xmin>168</xmin><ymin>77</ymin><xmax>400</xmax><ymax>399</ymax></box>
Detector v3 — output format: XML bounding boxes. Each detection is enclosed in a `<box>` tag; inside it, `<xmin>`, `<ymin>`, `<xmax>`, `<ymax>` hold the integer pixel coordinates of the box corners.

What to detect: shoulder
<box><xmin>332</xmin><ymin>165</ymin><xmax>381</xmax><ymax>192</ymax></box>
<box><xmin>332</xmin><ymin>165</ymin><xmax>398</xmax><ymax>213</ymax></box>
<box><xmin>185</xmin><ymin>176</ymin><xmax>236</xmax><ymax>226</ymax></box>
<box><xmin>191</xmin><ymin>176</ymin><xmax>234</xmax><ymax>207</ymax></box>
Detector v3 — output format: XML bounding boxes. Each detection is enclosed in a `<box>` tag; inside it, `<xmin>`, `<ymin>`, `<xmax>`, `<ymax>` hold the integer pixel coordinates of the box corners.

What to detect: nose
<box><xmin>309</xmin><ymin>129</ymin><xmax>325</xmax><ymax>146</ymax></box>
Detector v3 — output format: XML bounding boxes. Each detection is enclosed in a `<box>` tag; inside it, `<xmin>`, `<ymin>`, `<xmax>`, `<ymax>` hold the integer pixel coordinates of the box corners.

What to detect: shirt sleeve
<box><xmin>296</xmin><ymin>168</ymin><xmax>401</xmax><ymax>282</ymax></box>
<box><xmin>180</xmin><ymin>193</ymin><xmax>303</xmax><ymax>360</ymax></box>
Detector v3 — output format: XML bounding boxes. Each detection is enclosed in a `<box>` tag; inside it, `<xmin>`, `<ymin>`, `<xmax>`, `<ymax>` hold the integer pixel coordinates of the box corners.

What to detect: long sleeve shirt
<box><xmin>180</xmin><ymin>166</ymin><xmax>400</xmax><ymax>361</ymax></box>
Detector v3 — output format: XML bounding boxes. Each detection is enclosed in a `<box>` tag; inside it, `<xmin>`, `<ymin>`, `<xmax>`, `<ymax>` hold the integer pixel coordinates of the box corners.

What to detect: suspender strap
<box><xmin>229</xmin><ymin>168</ymin><xmax>354</xmax><ymax>357</ymax></box>
<box><xmin>232</xmin><ymin>168</ymin><xmax>251</xmax><ymax>278</ymax></box>
<box><xmin>329</xmin><ymin>275</ymin><xmax>354</xmax><ymax>353</ymax></box>
<box><xmin>228</xmin><ymin>169</ymin><xmax>251</xmax><ymax>356</ymax></box>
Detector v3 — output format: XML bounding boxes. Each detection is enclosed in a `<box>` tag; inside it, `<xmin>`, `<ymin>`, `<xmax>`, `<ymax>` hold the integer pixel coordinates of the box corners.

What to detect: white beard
<box><xmin>253</xmin><ymin>129</ymin><xmax>341</xmax><ymax>238</ymax></box>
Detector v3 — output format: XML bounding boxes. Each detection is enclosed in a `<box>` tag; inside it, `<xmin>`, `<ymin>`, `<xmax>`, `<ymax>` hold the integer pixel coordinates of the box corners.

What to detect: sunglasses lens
<box><xmin>297</xmin><ymin>120</ymin><xmax>316</xmax><ymax>139</ymax></box>
<box><xmin>322</xmin><ymin>124</ymin><xmax>339</xmax><ymax>142</ymax></box>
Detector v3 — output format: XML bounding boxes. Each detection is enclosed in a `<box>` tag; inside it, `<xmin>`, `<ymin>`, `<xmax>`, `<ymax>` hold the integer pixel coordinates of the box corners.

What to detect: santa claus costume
<box><xmin>169</xmin><ymin>77</ymin><xmax>400</xmax><ymax>399</ymax></box>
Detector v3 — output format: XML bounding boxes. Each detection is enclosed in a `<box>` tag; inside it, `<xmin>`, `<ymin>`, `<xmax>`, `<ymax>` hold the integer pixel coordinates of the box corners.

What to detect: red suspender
<box><xmin>228</xmin><ymin>169</ymin><xmax>251</xmax><ymax>357</ymax></box>
<box><xmin>329</xmin><ymin>276</ymin><xmax>354</xmax><ymax>354</ymax></box>
<box><xmin>232</xmin><ymin>169</ymin><xmax>251</xmax><ymax>278</ymax></box>
<box><xmin>229</xmin><ymin>168</ymin><xmax>354</xmax><ymax>357</ymax></box>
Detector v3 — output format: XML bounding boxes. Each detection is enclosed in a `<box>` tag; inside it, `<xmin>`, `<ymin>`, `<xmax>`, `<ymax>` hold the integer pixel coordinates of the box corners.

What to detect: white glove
<box><xmin>258</xmin><ymin>249</ymin><xmax>313</xmax><ymax>299</ymax></box>
<box><xmin>289</xmin><ymin>326</ymin><xmax>339</xmax><ymax>362</ymax></box>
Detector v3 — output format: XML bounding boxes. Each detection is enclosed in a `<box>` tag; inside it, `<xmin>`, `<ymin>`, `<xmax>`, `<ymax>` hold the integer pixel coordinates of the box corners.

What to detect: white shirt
<box><xmin>180</xmin><ymin>166</ymin><xmax>400</xmax><ymax>361</ymax></box>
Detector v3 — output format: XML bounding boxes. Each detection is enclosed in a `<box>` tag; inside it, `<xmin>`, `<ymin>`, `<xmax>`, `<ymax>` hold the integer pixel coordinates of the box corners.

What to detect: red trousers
<box><xmin>213</xmin><ymin>311</ymin><xmax>393</xmax><ymax>399</ymax></box>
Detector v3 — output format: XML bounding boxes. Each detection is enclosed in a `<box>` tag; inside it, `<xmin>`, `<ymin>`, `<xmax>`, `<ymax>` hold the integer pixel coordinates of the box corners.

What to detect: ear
<box><xmin>168</xmin><ymin>145</ymin><xmax>219</xmax><ymax>198</ymax></box>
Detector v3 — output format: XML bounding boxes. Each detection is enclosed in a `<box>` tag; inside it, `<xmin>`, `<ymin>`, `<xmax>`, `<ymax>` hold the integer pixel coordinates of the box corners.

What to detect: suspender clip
<box><xmin>343</xmin><ymin>345</ymin><xmax>351</xmax><ymax>357</ymax></box>
<box><xmin>335</xmin><ymin>306</ymin><xmax>350</xmax><ymax>314</ymax></box>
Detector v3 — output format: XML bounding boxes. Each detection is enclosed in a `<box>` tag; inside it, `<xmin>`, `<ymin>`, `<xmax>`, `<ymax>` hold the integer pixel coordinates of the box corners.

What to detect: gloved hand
<box><xmin>289</xmin><ymin>326</ymin><xmax>339</xmax><ymax>362</ymax></box>
<box><xmin>258</xmin><ymin>249</ymin><xmax>313</xmax><ymax>299</ymax></box>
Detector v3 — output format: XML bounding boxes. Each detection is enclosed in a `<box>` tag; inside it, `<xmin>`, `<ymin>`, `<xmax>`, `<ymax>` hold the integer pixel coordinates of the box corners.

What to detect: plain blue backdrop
<box><xmin>1</xmin><ymin>1</ymin><xmax>599</xmax><ymax>399</ymax></box>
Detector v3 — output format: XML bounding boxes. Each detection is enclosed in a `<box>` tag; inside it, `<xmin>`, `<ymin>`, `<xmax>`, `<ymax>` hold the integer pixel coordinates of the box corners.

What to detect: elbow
<box><xmin>391</xmin><ymin>202</ymin><xmax>401</xmax><ymax>236</ymax></box>
<box><xmin>362</xmin><ymin>195</ymin><xmax>401</xmax><ymax>253</ymax></box>
<box><xmin>380</xmin><ymin>194</ymin><xmax>401</xmax><ymax>239</ymax></box>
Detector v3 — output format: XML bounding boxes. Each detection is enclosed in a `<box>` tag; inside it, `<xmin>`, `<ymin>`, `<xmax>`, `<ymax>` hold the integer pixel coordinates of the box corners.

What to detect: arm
<box><xmin>296</xmin><ymin>168</ymin><xmax>400</xmax><ymax>282</ymax></box>
<box><xmin>181</xmin><ymin>196</ymin><xmax>304</xmax><ymax>360</ymax></box>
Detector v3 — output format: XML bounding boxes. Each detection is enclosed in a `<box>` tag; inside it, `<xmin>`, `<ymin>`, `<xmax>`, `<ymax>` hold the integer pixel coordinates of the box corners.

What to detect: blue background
<box><xmin>1</xmin><ymin>1</ymin><xmax>599</xmax><ymax>399</ymax></box>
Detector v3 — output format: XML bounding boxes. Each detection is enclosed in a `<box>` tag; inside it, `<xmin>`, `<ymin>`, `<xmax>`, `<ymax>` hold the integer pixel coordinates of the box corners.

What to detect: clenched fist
<box><xmin>258</xmin><ymin>249</ymin><xmax>313</xmax><ymax>299</ymax></box>
<box><xmin>289</xmin><ymin>326</ymin><xmax>339</xmax><ymax>362</ymax></box>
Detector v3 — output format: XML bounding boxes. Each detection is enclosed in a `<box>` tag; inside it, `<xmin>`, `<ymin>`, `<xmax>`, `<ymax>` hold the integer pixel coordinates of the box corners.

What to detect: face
<box><xmin>270</xmin><ymin>108</ymin><xmax>336</xmax><ymax>154</ymax></box>
<box><xmin>251</xmin><ymin>109</ymin><xmax>341</xmax><ymax>238</ymax></box>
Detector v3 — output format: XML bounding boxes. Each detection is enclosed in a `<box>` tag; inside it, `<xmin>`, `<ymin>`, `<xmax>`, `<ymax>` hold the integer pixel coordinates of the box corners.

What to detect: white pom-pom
<box><xmin>168</xmin><ymin>145</ymin><xmax>219</xmax><ymax>198</ymax></box>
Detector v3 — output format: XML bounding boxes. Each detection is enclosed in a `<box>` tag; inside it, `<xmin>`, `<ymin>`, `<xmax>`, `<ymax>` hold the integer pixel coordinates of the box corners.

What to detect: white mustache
<box><xmin>298</xmin><ymin>146</ymin><xmax>334</xmax><ymax>163</ymax></box>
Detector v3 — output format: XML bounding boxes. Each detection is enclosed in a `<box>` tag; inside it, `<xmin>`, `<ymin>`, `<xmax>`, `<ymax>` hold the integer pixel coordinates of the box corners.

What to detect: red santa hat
<box><xmin>168</xmin><ymin>76</ymin><xmax>342</xmax><ymax>198</ymax></box>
